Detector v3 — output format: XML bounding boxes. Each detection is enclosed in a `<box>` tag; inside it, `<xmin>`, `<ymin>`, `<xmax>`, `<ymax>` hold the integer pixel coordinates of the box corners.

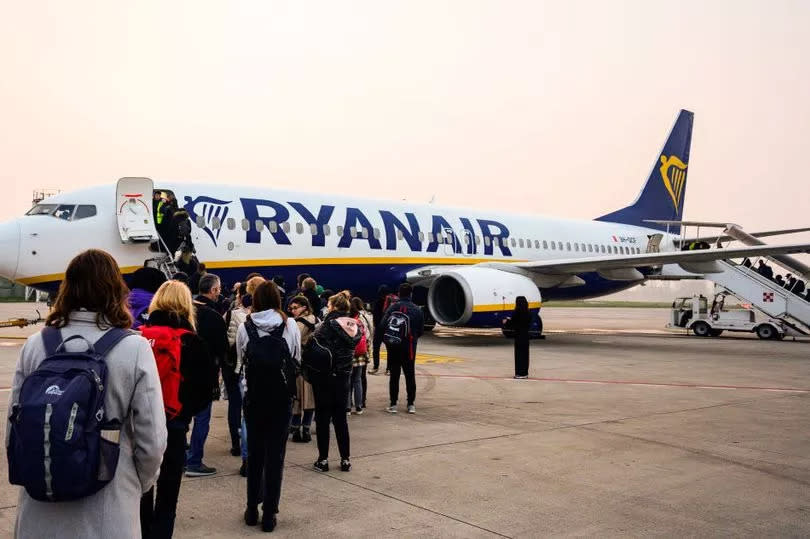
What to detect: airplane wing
<box><xmin>478</xmin><ymin>242</ymin><xmax>810</xmax><ymax>276</ymax></box>
<box><xmin>679</xmin><ymin>227</ymin><xmax>810</xmax><ymax>245</ymax></box>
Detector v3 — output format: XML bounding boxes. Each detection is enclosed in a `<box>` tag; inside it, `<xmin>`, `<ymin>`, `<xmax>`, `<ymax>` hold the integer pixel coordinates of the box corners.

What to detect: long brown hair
<box><xmin>46</xmin><ymin>249</ymin><xmax>133</xmax><ymax>329</ymax></box>
<box><xmin>252</xmin><ymin>281</ymin><xmax>287</xmax><ymax>324</ymax></box>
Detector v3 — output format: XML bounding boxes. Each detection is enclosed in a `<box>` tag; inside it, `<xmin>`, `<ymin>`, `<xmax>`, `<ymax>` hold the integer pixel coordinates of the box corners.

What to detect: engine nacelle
<box><xmin>427</xmin><ymin>267</ymin><xmax>542</xmax><ymax>327</ymax></box>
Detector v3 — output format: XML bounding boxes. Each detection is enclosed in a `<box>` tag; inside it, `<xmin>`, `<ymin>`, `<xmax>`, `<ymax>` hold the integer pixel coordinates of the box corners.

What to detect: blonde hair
<box><xmin>339</xmin><ymin>289</ymin><xmax>351</xmax><ymax>299</ymax></box>
<box><xmin>148</xmin><ymin>281</ymin><xmax>196</xmax><ymax>330</ymax></box>
<box><xmin>246</xmin><ymin>276</ymin><xmax>265</xmax><ymax>296</ymax></box>
<box><xmin>328</xmin><ymin>293</ymin><xmax>351</xmax><ymax>312</ymax></box>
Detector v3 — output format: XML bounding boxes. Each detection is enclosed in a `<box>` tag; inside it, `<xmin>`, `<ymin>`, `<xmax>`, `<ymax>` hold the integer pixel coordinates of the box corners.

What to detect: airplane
<box><xmin>1</xmin><ymin>109</ymin><xmax>809</xmax><ymax>335</ymax></box>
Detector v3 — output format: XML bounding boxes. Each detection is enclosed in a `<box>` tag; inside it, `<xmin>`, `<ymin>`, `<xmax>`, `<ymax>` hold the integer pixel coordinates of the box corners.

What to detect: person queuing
<box><xmin>301</xmin><ymin>277</ymin><xmax>322</xmax><ymax>318</ymax></box>
<box><xmin>349</xmin><ymin>297</ymin><xmax>374</xmax><ymax>413</ymax></box>
<box><xmin>310</xmin><ymin>294</ymin><xmax>361</xmax><ymax>472</ymax></box>
<box><xmin>128</xmin><ymin>266</ymin><xmax>167</xmax><ymax>329</ymax></box>
<box><xmin>511</xmin><ymin>296</ymin><xmax>531</xmax><ymax>379</ymax></box>
<box><xmin>225</xmin><ymin>282</ymin><xmax>250</xmax><ymax>461</ymax></box>
<box><xmin>140</xmin><ymin>281</ymin><xmax>217</xmax><ymax>538</ymax></box>
<box><xmin>185</xmin><ymin>273</ymin><xmax>228</xmax><ymax>477</ymax></box>
<box><xmin>8</xmin><ymin>249</ymin><xmax>167</xmax><ymax>539</ymax></box>
<box><xmin>236</xmin><ymin>281</ymin><xmax>301</xmax><ymax>532</ymax></box>
<box><xmin>380</xmin><ymin>283</ymin><xmax>424</xmax><ymax>414</ymax></box>
<box><xmin>288</xmin><ymin>295</ymin><xmax>317</xmax><ymax>443</ymax></box>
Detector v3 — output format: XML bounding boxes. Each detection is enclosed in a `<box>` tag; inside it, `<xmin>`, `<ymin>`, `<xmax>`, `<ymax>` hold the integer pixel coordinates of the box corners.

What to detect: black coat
<box><xmin>313</xmin><ymin>310</ymin><xmax>360</xmax><ymax>375</ymax></box>
<box><xmin>193</xmin><ymin>295</ymin><xmax>229</xmax><ymax>368</ymax></box>
<box><xmin>303</xmin><ymin>289</ymin><xmax>322</xmax><ymax>317</ymax></box>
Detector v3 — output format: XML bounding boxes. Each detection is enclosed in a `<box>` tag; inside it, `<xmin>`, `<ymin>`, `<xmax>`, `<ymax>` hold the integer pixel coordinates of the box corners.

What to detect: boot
<box><xmin>301</xmin><ymin>427</ymin><xmax>311</xmax><ymax>443</ymax></box>
<box><xmin>244</xmin><ymin>506</ymin><xmax>259</xmax><ymax>526</ymax></box>
<box><xmin>291</xmin><ymin>429</ymin><xmax>305</xmax><ymax>443</ymax></box>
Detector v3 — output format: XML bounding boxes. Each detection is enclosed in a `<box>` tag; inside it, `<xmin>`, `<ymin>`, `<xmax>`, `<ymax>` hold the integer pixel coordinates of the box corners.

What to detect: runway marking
<box><xmin>379</xmin><ymin>351</ymin><xmax>463</xmax><ymax>364</ymax></box>
<box><xmin>413</xmin><ymin>373</ymin><xmax>810</xmax><ymax>393</ymax></box>
<box><xmin>1</xmin><ymin>341</ymin><xmax>21</xmax><ymax>347</ymax></box>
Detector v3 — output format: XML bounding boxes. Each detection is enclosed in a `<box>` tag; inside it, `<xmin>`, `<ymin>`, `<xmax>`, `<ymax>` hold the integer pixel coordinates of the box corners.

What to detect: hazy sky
<box><xmin>1</xmin><ymin>0</ymin><xmax>808</xmax><ymax>237</ymax></box>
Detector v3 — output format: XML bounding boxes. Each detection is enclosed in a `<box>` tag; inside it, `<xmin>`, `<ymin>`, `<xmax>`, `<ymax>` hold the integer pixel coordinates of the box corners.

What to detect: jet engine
<box><xmin>426</xmin><ymin>267</ymin><xmax>542</xmax><ymax>327</ymax></box>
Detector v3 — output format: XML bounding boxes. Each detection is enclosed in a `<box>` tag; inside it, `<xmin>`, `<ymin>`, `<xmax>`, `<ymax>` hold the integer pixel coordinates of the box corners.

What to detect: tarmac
<box><xmin>1</xmin><ymin>304</ymin><xmax>809</xmax><ymax>537</ymax></box>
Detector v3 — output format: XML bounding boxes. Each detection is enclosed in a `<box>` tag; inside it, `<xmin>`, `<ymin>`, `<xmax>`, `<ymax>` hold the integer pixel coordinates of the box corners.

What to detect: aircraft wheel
<box><xmin>692</xmin><ymin>321</ymin><xmax>711</xmax><ymax>337</ymax></box>
<box><xmin>756</xmin><ymin>324</ymin><xmax>776</xmax><ymax>340</ymax></box>
<box><xmin>709</xmin><ymin>329</ymin><xmax>724</xmax><ymax>337</ymax></box>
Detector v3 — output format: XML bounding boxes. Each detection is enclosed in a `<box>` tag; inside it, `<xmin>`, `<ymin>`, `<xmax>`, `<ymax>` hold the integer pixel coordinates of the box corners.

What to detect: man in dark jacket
<box><xmin>185</xmin><ymin>273</ymin><xmax>228</xmax><ymax>477</ymax></box>
<box><xmin>379</xmin><ymin>283</ymin><xmax>424</xmax><ymax>414</ymax></box>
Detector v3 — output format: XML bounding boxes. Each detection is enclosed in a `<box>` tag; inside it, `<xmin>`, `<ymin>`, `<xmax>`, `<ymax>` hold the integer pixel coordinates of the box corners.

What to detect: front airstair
<box><xmin>707</xmin><ymin>260</ymin><xmax>810</xmax><ymax>336</ymax></box>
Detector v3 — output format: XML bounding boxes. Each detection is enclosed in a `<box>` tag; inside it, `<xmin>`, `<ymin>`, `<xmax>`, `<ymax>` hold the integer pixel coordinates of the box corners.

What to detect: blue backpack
<box><xmin>7</xmin><ymin>327</ymin><xmax>133</xmax><ymax>502</ymax></box>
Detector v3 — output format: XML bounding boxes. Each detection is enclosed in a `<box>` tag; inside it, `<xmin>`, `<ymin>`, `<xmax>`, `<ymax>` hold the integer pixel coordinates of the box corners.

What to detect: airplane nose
<box><xmin>0</xmin><ymin>219</ymin><xmax>20</xmax><ymax>280</ymax></box>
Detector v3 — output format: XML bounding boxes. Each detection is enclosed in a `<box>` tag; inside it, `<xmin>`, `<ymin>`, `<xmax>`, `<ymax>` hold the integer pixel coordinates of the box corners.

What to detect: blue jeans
<box><xmin>348</xmin><ymin>366</ymin><xmax>364</xmax><ymax>411</ymax></box>
<box><xmin>240</xmin><ymin>376</ymin><xmax>248</xmax><ymax>460</ymax></box>
<box><xmin>186</xmin><ymin>402</ymin><xmax>212</xmax><ymax>468</ymax></box>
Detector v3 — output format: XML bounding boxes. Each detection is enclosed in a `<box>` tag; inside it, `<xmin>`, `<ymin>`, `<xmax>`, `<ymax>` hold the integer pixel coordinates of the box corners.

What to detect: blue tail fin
<box><xmin>595</xmin><ymin>109</ymin><xmax>694</xmax><ymax>235</ymax></box>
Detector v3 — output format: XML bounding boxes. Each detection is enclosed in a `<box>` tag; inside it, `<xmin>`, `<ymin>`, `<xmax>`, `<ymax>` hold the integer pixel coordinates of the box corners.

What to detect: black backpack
<box><xmin>243</xmin><ymin>316</ymin><xmax>299</xmax><ymax>403</ymax></box>
<box><xmin>383</xmin><ymin>306</ymin><xmax>412</xmax><ymax>348</ymax></box>
<box><xmin>301</xmin><ymin>336</ymin><xmax>332</xmax><ymax>382</ymax></box>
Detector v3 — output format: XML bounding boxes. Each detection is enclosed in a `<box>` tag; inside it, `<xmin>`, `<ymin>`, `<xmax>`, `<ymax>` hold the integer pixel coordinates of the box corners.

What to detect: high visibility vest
<box><xmin>156</xmin><ymin>200</ymin><xmax>165</xmax><ymax>224</ymax></box>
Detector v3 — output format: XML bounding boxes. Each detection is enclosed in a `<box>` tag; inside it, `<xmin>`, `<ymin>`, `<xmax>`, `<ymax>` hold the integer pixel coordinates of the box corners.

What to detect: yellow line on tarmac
<box><xmin>379</xmin><ymin>350</ymin><xmax>464</xmax><ymax>364</ymax></box>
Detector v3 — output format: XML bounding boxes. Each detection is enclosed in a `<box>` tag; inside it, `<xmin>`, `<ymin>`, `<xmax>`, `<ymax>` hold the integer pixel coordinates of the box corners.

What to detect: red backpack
<box><xmin>140</xmin><ymin>325</ymin><xmax>189</xmax><ymax>419</ymax></box>
<box><xmin>354</xmin><ymin>315</ymin><xmax>368</xmax><ymax>357</ymax></box>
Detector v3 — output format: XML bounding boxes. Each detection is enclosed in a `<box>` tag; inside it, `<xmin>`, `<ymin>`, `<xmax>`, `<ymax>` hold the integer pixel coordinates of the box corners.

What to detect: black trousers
<box><xmin>372</xmin><ymin>330</ymin><xmax>383</xmax><ymax>370</ymax></box>
<box><xmin>360</xmin><ymin>364</ymin><xmax>368</xmax><ymax>408</ymax></box>
<box><xmin>514</xmin><ymin>332</ymin><xmax>530</xmax><ymax>377</ymax></box>
<box><xmin>312</xmin><ymin>373</ymin><xmax>351</xmax><ymax>461</ymax></box>
<box><xmin>221</xmin><ymin>366</ymin><xmax>242</xmax><ymax>450</ymax></box>
<box><xmin>245</xmin><ymin>400</ymin><xmax>292</xmax><ymax>515</ymax></box>
<box><xmin>387</xmin><ymin>347</ymin><xmax>416</xmax><ymax>406</ymax></box>
<box><xmin>140</xmin><ymin>423</ymin><xmax>189</xmax><ymax>539</ymax></box>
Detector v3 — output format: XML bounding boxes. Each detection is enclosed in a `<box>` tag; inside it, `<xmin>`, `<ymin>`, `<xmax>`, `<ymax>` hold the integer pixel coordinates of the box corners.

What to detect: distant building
<box><xmin>0</xmin><ymin>277</ymin><xmax>26</xmax><ymax>299</ymax></box>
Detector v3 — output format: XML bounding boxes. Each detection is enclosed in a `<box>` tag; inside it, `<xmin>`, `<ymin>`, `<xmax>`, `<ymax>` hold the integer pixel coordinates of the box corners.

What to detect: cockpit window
<box><xmin>26</xmin><ymin>204</ymin><xmax>57</xmax><ymax>216</ymax></box>
<box><xmin>53</xmin><ymin>205</ymin><xmax>75</xmax><ymax>220</ymax></box>
<box><xmin>74</xmin><ymin>205</ymin><xmax>97</xmax><ymax>220</ymax></box>
<box><xmin>25</xmin><ymin>203</ymin><xmax>96</xmax><ymax>221</ymax></box>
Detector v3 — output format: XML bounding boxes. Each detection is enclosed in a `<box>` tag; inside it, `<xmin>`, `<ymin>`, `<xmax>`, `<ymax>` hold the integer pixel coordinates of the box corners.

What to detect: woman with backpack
<box><xmin>348</xmin><ymin>297</ymin><xmax>373</xmax><ymax>414</ymax></box>
<box><xmin>308</xmin><ymin>293</ymin><xmax>361</xmax><ymax>473</ymax></box>
<box><xmin>8</xmin><ymin>249</ymin><xmax>167</xmax><ymax>539</ymax></box>
<box><xmin>235</xmin><ymin>281</ymin><xmax>301</xmax><ymax>532</ymax></box>
<box><xmin>288</xmin><ymin>295</ymin><xmax>317</xmax><ymax>443</ymax></box>
<box><xmin>140</xmin><ymin>280</ymin><xmax>216</xmax><ymax>538</ymax></box>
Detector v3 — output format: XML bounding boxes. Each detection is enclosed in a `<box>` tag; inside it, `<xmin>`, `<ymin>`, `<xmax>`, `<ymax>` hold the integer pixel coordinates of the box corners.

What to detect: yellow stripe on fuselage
<box><xmin>16</xmin><ymin>257</ymin><xmax>525</xmax><ymax>286</ymax></box>
<box><xmin>472</xmin><ymin>302</ymin><xmax>542</xmax><ymax>313</ymax></box>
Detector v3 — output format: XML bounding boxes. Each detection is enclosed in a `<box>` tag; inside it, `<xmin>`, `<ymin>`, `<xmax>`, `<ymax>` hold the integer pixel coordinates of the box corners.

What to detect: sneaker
<box><xmin>386</xmin><ymin>405</ymin><xmax>397</xmax><ymax>414</ymax></box>
<box><xmin>513</xmin><ymin>375</ymin><xmax>529</xmax><ymax>379</ymax></box>
<box><xmin>355</xmin><ymin>408</ymin><xmax>364</xmax><ymax>415</ymax></box>
<box><xmin>185</xmin><ymin>463</ymin><xmax>217</xmax><ymax>477</ymax></box>
<box><xmin>313</xmin><ymin>459</ymin><xmax>329</xmax><ymax>472</ymax></box>
<box><xmin>384</xmin><ymin>370</ymin><xmax>390</xmax><ymax>376</ymax></box>
<box><xmin>407</xmin><ymin>405</ymin><xmax>416</xmax><ymax>414</ymax></box>
<box><xmin>340</xmin><ymin>459</ymin><xmax>351</xmax><ymax>472</ymax></box>
<box><xmin>368</xmin><ymin>368</ymin><xmax>379</xmax><ymax>375</ymax></box>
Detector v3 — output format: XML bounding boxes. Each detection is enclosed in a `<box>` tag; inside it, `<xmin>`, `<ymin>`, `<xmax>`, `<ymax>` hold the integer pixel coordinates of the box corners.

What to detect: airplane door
<box><xmin>116</xmin><ymin>177</ymin><xmax>159</xmax><ymax>243</ymax></box>
<box><xmin>442</xmin><ymin>228</ymin><xmax>457</xmax><ymax>256</ymax></box>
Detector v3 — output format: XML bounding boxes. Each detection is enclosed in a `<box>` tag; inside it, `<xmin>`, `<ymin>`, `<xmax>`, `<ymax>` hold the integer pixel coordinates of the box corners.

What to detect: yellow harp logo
<box><xmin>659</xmin><ymin>155</ymin><xmax>688</xmax><ymax>212</ymax></box>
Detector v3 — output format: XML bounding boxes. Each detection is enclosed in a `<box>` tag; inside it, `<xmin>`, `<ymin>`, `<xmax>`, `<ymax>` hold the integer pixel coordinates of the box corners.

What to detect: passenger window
<box><xmin>227</xmin><ymin>217</ymin><xmax>236</xmax><ymax>230</ymax></box>
<box><xmin>241</xmin><ymin>219</ymin><xmax>250</xmax><ymax>231</ymax></box>
<box><xmin>373</xmin><ymin>228</ymin><xmax>381</xmax><ymax>240</ymax></box>
<box><xmin>566</xmin><ymin>242</ymin><xmax>571</xmax><ymax>251</ymax></box>
<box><xmin>484</xmin><ymin>236</ymin><xmax>491</xmax><ymax>247</ymax></box>
<box><xmin>269</xmin><ymin>221</ymin><xmax>278</xmax><ymax>233</ymax></box>
<box><xmin>310</xmin><ymin>223</ymin><xmax>317</xmax><ymax>235</ymax></box>
<box><xmin>588</xmin><ymin>244</ymin><xmax>593</xmax><ymax>252</ymax></box>
<box><xmin>196</xmin><ymin>215</ymin><xmax>205</xmax><ymax>228</ymax></box>
<box><xmin>282</xmin><ymin>222</ymin><xmax>290</xmax><ymax>233</ymax></box>
<box><xmin>211</xmin><ymin>216</ymin><xmax>221</xmax><ymax>230</ymax></box>
<box><xmin>542</xmin><ymin>240</ymin><xmax>548</xmax><ymax>249</ymax></box>
<box><xmin>324</xmin><ymin>224</ymin><xmax>331</xmax><ymax>236</ymax></box>
<box><xmin>600</xmin><ymin>245</ymin><xmax>606</xmax><ymax>253</ymax></box>
<box><xmin>511</xmin><ymin>238</ymin><xmax>516</xmax><ymax>247</ymax></box>
<box><xmin>255</xmin><ymin>219</ymin><xmax>264</xmax><ymax>232</ymax></box>
<box><xmin>574</xmin><ymin>243</ymin><xmax>579</xmax><ymax>252</ymax></box>
<box><xmin>551</xmin><ymin>242</ymin><xmax>556</xmax><ymax>250</ymax></box>
<box><xmin>362</xmin><ymin>228</ymin><xmax>369</xmax><ymax>239</ymax></box>
<box><xmin>73</xmin><ymin>205</ymin><xmax>97</xmax><ymax>220</ymax></box>
<box><xmin>397</xmin><ymin>230</ymin><xmax>404</xmax><ymax>240</ymax></box>
<box><xmin>296</xmin><ymin>222</ymin><xmax>304</xmax><ymax>234</ymax></box>
<box><xmin>534</xmin><ymin>240</ymin><xmax>539</xmax><ymax>249</ymax></box>
<box><xmin>427</xmin><ymin>232</ymin><xmax>434</xmax><ymax>243</ymax></box>
<box><xmin>518</xmin><ymin>238</ymin><xmax>524</xmax><ymax>248</ymax></box>
<box><xmin>476</xmin><ymin>235</ymin><xmax>481</xmax><ymax>245</ymax></box>
<box><xmin>580</xmin><ymin>243</ymin><xmax>586</xmax><ymax>251</ymax></box>
<box><xmin>350</xmin><ymin>226</ymin><xmax>357</xmax><ymax>238</ymax></box>
<box><xmin>337</xmin><ymin>225</ymin><xmax>344</xmax><ymax>236</ymax></box>
<box><xmin>418</xmin><ymin>231</ymin><xmax>425</xmax><ymax>242</ymax></box>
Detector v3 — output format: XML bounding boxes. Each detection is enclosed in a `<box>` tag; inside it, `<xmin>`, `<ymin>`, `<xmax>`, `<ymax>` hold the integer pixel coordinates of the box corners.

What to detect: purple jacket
<box><xmin>129</xmin><ymin>289</ymin><xmax>154</xmax><ymax>329</ymax></box>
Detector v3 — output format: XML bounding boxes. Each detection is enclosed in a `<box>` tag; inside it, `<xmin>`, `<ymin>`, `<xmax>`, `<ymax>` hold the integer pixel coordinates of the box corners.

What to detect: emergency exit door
<box><xmin>116</xmin><ymin>177</ymin><xmax>159</xmax><ymax>243</ymax></box>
